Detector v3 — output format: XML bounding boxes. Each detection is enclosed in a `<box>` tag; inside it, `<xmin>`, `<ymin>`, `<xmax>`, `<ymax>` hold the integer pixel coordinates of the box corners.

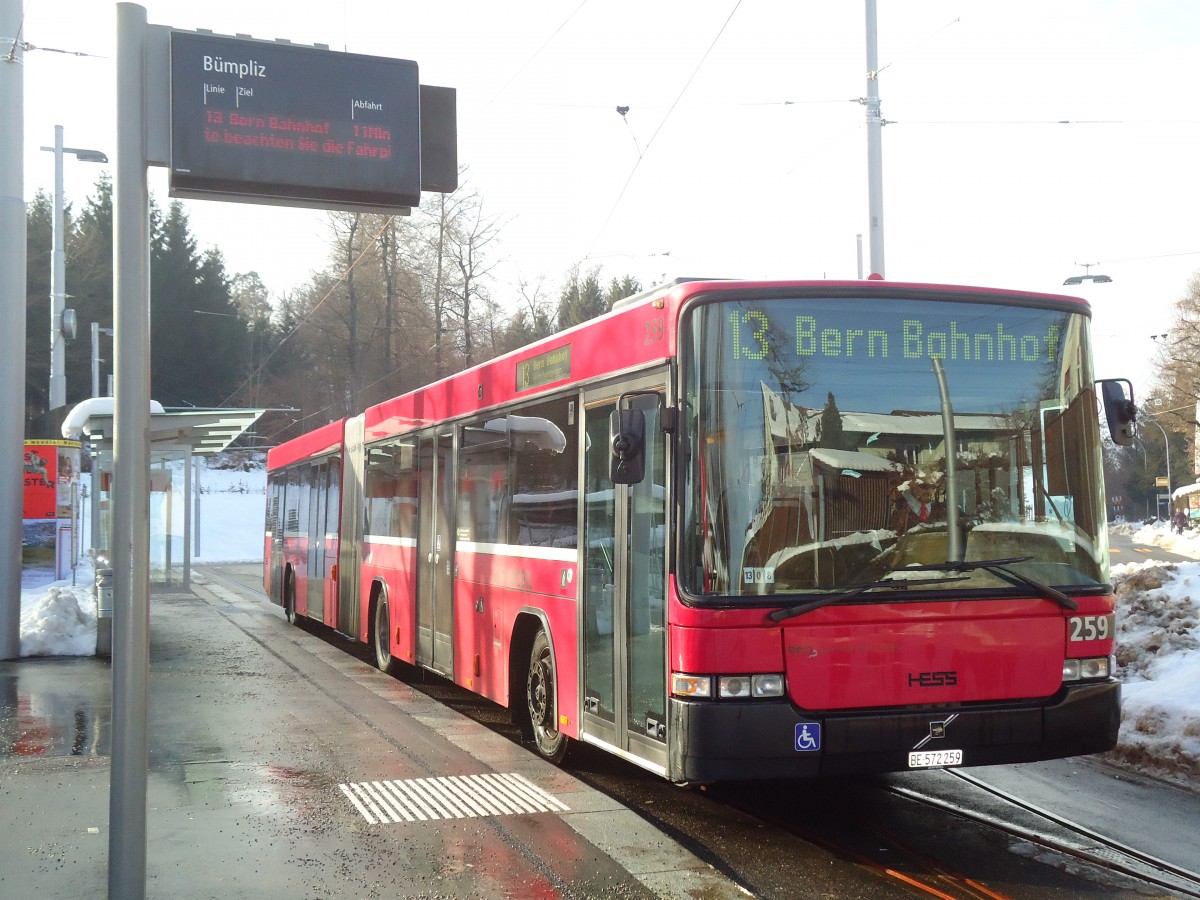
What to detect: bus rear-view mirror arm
<box><xmin>610</xmin><ymin>389</ymin><xmax>675</xmax><ymax>485</ymax></box>
<box><xmin>1097</xmin><ymin>378</ymin><xmax>1136</xmax><ymax>446</ymax></box>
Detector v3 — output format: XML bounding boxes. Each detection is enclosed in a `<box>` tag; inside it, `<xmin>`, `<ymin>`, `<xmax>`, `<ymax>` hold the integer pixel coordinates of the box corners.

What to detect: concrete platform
<box><xmin>0</xmin><ymin>569</ymin><xmax>745</xmax><ymax>899</ymax></box>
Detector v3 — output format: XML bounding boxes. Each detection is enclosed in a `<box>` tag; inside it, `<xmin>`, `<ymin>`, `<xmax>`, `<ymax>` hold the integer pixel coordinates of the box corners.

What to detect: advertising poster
<box><xmin>22</xmin><ymin>439</ymin><xmax>81</xmax><ymax>585</ymax></box>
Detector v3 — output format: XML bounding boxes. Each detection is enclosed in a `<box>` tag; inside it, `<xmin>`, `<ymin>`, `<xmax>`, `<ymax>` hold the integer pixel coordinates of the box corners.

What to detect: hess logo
<box><xmin>908</xmin><ymin>670</ymin><xmax>958</xmax><ymax>688</ymax></box>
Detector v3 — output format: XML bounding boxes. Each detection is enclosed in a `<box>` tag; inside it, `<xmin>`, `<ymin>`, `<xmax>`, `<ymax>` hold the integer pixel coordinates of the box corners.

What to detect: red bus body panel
<box><xmin>361</xmin><ymin>539</ymin><xmax>419</xmax><ymax>661</ymax></box>
<box><xmin>452</xmin><ymin>549</ymin><xmax>578</xmax><ymax>716</ymax></box>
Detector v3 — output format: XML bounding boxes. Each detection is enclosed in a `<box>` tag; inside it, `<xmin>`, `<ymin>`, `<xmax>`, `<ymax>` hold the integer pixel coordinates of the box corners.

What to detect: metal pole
<box><xmin>864</xmin><ymin>0</ymin><xmax>885</xmax><ymax>278</ymax></box>
<box><xmin>193</xmin><ymin>455</ymin><xmax>201</xmax><ymax>560</ymax></box>
<box><xmin>0</xmin><ymin>0</ymin><xmax>25</xmax><ymax>661</ymax></box>
<box><xmin>50</xmin><ymin>125</ymin><xmax>66</xmax><ymax>409</ymax></box>
<box><xmin>1147</xmin><ymin>416</ymin><xmax>1171</xmax><ymax>518</ymax></box>
<box><xmin>110</xmin><ymin>4</ymin><xmax>150</xmax><ymax>897</ymax></box>
<box><xmin>183</xmin><ymin>449</ymin><xmax>192</xmax><ymax>591</ymax></box>
<box><xmin>92</xmin><ymin>321</ymin><xmax>100</xmax><ymax>398</ymax></box>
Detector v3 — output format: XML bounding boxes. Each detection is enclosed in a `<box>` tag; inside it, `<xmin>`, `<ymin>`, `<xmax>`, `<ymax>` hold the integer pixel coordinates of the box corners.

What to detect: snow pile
<box><xmin>1108</xmin><ymin>556</ymin><xmax>1200</xmax><ymax>788</ymax></box>
<box><xmin>20</xmin><ymin>582</ymin><xmax>97</xmax><ymax>657</ymax></box>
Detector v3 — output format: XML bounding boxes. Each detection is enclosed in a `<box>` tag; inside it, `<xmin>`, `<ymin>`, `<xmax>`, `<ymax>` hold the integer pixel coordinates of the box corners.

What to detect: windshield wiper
<box><xmin>901</xmin><ymin>556</ymin><xmax>1079</xmax><ymax>611</ymax></box>
<box><xmin>767</xmin><ymin>575</ymin><xmax>969</xmax><ymax>623</ymax></box>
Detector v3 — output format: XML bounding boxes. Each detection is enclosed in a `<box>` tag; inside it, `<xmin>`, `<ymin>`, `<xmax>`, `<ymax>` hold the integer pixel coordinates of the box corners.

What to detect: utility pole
<box><xmin>50</xmin><ymin>127</ymin><xmax>66</xmax><ymax>409</ymax></box>
<box><xmin>0</xmin><ymin>0</ymin><xmax>26</xmax><ymax>661</ymax></box>
<box><xmin>864</xmin><ymin>0</ymin><xmax>885</xmax><ymax>279</ymax></box>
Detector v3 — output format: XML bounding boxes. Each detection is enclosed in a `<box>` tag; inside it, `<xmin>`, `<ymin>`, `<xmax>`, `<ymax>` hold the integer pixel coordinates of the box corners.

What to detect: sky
<box><xmin>15</xmin><ymin>1</ymin><xmax>1200</xmax><ymax>398</ymax></box>
<box><xmin>17</xmin><ymin>458</ymin><xmax>1200</xmax><ymax>792</ymax></box>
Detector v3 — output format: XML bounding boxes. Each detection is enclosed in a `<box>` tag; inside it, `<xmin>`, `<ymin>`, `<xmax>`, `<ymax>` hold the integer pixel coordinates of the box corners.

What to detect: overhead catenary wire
<box><xmin>586</xmin><ymin>0</ymin><xmax>743</xmax><ymax>258</ymax></box>
<box><xmin>485</xmin><ymin>0</ymin><xmax>590</xmax><ymax>110</ymax></box>
<box><xmin>215</xmin><ymin>214</ymin><xmax>397</xmax><ymax>413</ymax></box>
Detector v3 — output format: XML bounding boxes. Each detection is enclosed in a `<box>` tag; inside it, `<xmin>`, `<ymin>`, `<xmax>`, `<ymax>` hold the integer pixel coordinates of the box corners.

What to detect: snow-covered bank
<box><xmin>1107</xmin><ymin>521</ymin><xmax>1200</xmax><ymax>789</ymax></box>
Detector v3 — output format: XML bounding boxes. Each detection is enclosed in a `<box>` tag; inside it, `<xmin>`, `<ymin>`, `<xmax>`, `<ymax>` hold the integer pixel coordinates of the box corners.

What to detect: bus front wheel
<box><xmin>526</xmin><ymin>628</ymin><xmax>568</xmax><ymax>764</ymax></box>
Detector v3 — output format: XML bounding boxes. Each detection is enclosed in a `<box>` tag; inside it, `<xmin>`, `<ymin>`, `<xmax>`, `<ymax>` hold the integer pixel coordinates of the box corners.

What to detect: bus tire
<box><xmin>526</xmin><ymin>628</ymin><xmax>569</xmax><ymax>764</ymax></box>
<box><xmin>283</xmin><ymin>569</ymin><xmax>298</xmax><ymax>626</ymax></box>
<box><xmin>373</xmin><ymin>596</ymin><xmax>402</xmax><ymax>677</ymax></box>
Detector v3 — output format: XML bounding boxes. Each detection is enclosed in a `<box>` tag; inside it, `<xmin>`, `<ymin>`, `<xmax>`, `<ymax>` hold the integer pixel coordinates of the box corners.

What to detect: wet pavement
<box><xmin>0</xmin><ymin>568</ymin><xmax>744</xmax><ymax>899</ymax></box>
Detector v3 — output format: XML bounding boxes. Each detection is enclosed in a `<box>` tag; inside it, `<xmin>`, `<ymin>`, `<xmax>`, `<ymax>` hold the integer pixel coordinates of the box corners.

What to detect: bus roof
<box><xmin>267</xmin><ymin>418</ymin><xmax>346</xmax><ymax>471</ymax></box>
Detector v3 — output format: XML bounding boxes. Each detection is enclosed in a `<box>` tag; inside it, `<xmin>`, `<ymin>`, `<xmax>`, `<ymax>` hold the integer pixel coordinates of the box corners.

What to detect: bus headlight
<box><xmin>719</xmin><ymin>676</ymin><xmax>751</xmax><ymax>698</ymax></box>
<box><xmin>674</xmin><ymin>673</ymin><xmax>785</xmax><ymax>699</ymax></box>
<box><xmin>751</xmin><ymin>674</ymin><xmax>785</xmax><ymax>697</ymax></box>
<box><xmin>1063</xmin><ymin>656</ymin><xmax>1110</xmax><ymax>681</ymax></box>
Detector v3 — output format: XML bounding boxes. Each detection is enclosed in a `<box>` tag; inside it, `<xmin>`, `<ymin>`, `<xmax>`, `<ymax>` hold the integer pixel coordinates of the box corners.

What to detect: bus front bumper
<box><xmin>666</xmin><ymin>679</ymin><xmax>1120</xmax><ymax>783</ymax></box>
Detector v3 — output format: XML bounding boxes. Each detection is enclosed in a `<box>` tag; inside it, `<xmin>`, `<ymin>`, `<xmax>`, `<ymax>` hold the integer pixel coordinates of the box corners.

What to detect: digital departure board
<box><xmin>170</xmin><ymin>31</ymin><xmax>421</xmax><ymax>211</ymax></box>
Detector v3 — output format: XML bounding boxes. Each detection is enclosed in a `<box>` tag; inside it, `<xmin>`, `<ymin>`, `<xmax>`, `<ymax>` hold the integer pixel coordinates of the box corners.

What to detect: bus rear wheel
<box><xmin>526</xmin><ymin>628</ymin><xmax>568</xmax><ymax>764</ymax></box>
<box><xmin>374</xmin><ymin>599</ymin><xmax>401</xmax><ymax>676</ymax></box>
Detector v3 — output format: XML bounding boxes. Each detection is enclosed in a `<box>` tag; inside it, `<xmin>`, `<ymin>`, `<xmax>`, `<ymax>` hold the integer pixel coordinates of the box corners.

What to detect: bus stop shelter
<box><xmin>61</xmin><ymin>399</ymin><xmax>265</xmax><ymax>653</ymax></box>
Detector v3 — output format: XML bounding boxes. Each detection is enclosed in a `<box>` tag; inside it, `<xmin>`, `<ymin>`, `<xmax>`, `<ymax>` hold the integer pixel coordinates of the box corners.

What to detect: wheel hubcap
<box><xmin>529</xmin><ymin>659</ymin><xmax>551</xmax><ymax>727</ymax></box>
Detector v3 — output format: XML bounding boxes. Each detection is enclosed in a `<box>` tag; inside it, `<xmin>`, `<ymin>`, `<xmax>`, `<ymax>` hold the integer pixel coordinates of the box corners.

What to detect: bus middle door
<box><xmin>417</xmin><ymin>431</ymin><xmax>455</xmax><ymax>678</ymax></box>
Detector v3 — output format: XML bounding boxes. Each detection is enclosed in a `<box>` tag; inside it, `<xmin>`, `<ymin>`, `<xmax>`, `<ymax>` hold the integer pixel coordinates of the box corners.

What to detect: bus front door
<box><xmin>417</xmin><ymin>432</ymin><xmax>455</xmax><ymax>678</ymax></box>
<box><xmin>581</xmin><ymin>381</ymin><xmax>669</xmax><ymax>773</ymax></box>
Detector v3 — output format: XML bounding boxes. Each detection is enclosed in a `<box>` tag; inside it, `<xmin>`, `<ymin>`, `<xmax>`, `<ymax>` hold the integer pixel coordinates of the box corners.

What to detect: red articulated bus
<box><xmin>264</xmin><ymin>279</ymin><xmax>1136</xmax><ymax>782</ymax></box>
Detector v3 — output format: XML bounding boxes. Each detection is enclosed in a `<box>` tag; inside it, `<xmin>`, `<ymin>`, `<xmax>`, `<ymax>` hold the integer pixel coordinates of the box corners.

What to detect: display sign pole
<box><xmin>111</xmin><ymin>4</ymin><xmax>152</xmax><ymax>897</ymax></box>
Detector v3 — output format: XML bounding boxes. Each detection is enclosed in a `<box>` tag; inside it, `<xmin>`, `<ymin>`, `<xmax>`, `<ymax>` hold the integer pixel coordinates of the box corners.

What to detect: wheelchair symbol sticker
<box><xmin>795</xmin><ymin>722</ymin><xmax>821</xmax><ymax>752</ymax></box>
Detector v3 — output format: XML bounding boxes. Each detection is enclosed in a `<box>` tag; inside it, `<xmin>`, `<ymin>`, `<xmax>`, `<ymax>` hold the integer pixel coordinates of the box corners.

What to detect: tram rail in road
<box><xmin>884</xmin><ymin>769</ymin><xmax>1200</xmax><ymax>899</ymax></box>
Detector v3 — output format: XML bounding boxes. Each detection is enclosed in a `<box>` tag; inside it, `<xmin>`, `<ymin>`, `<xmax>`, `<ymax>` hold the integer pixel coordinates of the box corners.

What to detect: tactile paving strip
<box><xmin>339</xmin><ymin>771</ymin><xmax>570</xmax><ymax>824</ymax></box>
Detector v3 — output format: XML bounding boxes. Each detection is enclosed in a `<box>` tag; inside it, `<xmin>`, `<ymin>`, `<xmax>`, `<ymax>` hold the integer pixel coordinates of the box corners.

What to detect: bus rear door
<box><xmin>417</xmin><ymin>431</ymin><xmax>456</xmax><ymax>678</ymax></box>
<box><xmin>305</xmin><ymin>456</ymin><xmax>340</xmax><ymax>627</ymax></box>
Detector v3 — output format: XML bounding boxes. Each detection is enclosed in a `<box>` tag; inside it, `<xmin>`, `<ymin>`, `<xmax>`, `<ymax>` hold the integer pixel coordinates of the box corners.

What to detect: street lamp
<box><xmin>1143</xmin><ymin>412</ymin><xmax>1171</xmax><ymax>519</ymax></box>
<box><xmin>1063</xmin><ymin>262</ymin><xmax>1113</xmax><ymax>286</ymax></box>
<box><xmin>40</xmin><ymin>125</ymin><xmax>107</xmax><ymax>410</ymax></box>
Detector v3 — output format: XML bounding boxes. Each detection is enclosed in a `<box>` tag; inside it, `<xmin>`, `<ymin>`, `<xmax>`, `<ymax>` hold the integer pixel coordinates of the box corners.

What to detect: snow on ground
<box><xmin>17</xmin><ymin>455</ymin><xmax>266</xmax><ymax>658</ymax></box>
<box><xmin>14</xmin><ymin>460</ymin><xmax>1200</xmax><ymax>792</ymax></box>
<box><xmin>1107</xmin><ymin>521</ymin><xmax>1200</xmax><ymax>790</ymax></box>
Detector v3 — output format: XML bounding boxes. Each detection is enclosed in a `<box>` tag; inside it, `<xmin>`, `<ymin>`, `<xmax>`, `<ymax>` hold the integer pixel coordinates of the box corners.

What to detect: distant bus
<box><xmin>264</xmin><ymin>279</ymin><xmax>1136</xmax><ymax>782</ymax></box>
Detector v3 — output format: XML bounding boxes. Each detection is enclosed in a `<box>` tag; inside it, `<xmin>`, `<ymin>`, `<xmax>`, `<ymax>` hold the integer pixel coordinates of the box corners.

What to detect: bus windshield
<box><xmin>681</xmin><ymin>294</ymin><xmax>1109</xmax><ymax>599</ymax></box>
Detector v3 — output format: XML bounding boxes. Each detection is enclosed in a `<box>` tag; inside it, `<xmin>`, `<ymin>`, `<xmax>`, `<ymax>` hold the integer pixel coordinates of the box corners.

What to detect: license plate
<box><xmin>908</xmin><ymin>749</ymin><xmax>963</xmax><ymax>768</ymax></box>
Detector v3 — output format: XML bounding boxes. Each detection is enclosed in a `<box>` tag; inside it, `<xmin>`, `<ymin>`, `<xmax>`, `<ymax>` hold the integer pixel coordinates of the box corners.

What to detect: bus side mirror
<box><xmin>610</xmin><ymin>408</ymin><xmax>646</xmax><ymax>485</ymax></box>
<box><xmin>1098</xmin><ymin>378</ymin><xmax>1136</xmax><ymax>446</ymax></box>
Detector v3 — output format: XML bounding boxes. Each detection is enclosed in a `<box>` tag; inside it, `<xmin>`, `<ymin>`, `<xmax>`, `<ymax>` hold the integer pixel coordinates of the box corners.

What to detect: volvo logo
<box><xmin>912</xmin><ymin>713</ymin><xmax>959</xmax><ymax>750</ymax></box>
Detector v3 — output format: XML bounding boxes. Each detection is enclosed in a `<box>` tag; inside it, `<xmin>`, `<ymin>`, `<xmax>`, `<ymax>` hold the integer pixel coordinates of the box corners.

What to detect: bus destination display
<box><xmin>170</xmin><ymin>31</ymin><xmax>421</xmax><ymax>211</ymax></box>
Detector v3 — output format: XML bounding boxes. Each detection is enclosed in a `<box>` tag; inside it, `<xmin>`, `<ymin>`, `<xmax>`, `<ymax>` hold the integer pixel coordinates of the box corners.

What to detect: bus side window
<box><xmin>510</xmin><ymin>397</ymin><xmax>579</xmax><ymax>549</ymax></box>
<box><xmin>458</xmin><ymin>419</ymin><xmax>511</xmax><ymax>544</ymax></box>
<box><xmin>365</xmin><ymin>442</ymin><xmax>418</xmax><ymax>539</ymax></box>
